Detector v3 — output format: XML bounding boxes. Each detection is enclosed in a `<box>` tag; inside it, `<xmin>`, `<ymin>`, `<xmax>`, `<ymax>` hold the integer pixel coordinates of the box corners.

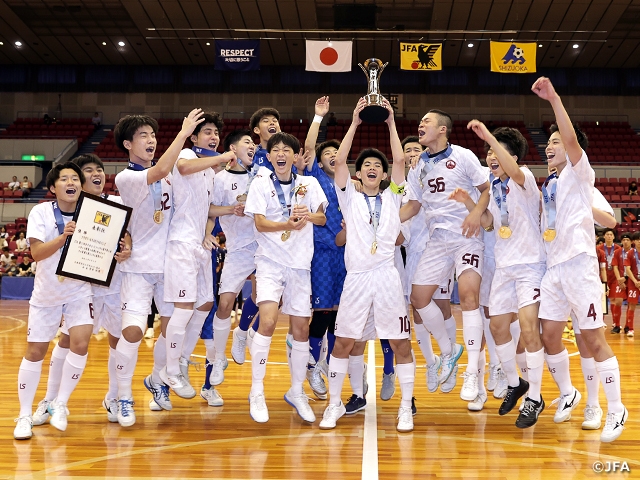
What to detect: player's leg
<box><xmin>32</xmin><ymin>329</ymin><xmax>69</xmax><ymax>427</ymax></box>
<box><xmin>624</xmin><ymin>284</ymin><xmax>637</xmax><ymax>336</ymax></box>
<box><xmin>457</xmin><ymin>266</ymin><xmax>484</xmax><ymax>402</ymax></box>
<box><xmin>345</xmin><ymin>340</ymin><xmax>368</xmax><ymax>414</ymax></box>
<box><xmin>573</xmin><ymin>323</ymin><xmax>602</xmax><ymax>430</ymax></box>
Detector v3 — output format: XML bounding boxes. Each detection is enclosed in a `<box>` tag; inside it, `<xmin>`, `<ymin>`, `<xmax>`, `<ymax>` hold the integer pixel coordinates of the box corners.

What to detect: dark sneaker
<box><xmin>345</xmin><ymin>394</ymin><xmax>366</xmax><ymax>415</ymax></box>
<box><xmin>411</xmin><ymin>396</ymin><xmax>417</xmax><ymax>416</ymax></box>
<box><xmin>623</xmin><ymin>325</ymin><xmax>630</xmax><ymax>334</ymax></box>
<box><xmin>499</xmin><ymin>378</ymin><xmax>529</xmax><ymax>416</ymax></box>
<box><xmin>611</xmin><ymin>326</ymin><xmax>621</xmax><ymax>334</ymax></box>
<box><xmin>515</xmin><ymin>396</ymin><xmax>545</xmax><ymax>429</ymax></box>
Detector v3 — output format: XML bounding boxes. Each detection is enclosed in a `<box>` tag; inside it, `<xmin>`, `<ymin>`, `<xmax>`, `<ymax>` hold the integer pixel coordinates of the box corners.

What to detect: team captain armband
<box><xmin>389</xmin><ymin>181</ymin><xmax>405</xmax><ymax>195</ymax></box>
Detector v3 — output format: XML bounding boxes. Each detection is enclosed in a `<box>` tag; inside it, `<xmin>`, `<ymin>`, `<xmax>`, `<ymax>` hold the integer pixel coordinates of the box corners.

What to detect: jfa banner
<box><xmin>215</xmin><ymin>40</ymin><xmax>260</xmax><ymax>71</ymax></box>
<box><xmin>399</xmin><ymin>43</ymin><xmax>442</xmax><ymax>71</ymax></box>
<box><xmin>490</xmin><ymin>41</ymin><xmax>536</xmax><ymax>73</ymax></box>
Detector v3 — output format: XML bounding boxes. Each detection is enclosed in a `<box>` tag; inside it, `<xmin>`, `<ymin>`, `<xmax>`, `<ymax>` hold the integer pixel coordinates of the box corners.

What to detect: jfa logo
<box><xmin>502</xmin><ymin>44</ymin><xmax>526</xmax><ymax>65</ymax></box>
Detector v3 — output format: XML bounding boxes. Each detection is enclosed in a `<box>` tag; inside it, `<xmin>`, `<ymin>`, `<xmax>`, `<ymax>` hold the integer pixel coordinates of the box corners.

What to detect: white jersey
<box><xmin>168</xmin><ymin>148</ymin><xmax>214</xmax><ymax>245</ymax></box>
<box><xmin>115</xmin><ymin>167</ymin><xmax>173</xmax><ymax>274</ymax></box>
<box><xmin>593</xmin><ymin>187</ymin><xmax>614</xmax><ymax>226</ymax></box>
<box><xmin>407</xmin><ymin>144</ymin><xmax>487</xmax><ymax>236</ymax></box>
<box><xmin>489</xmin><ymin>167</ymin><xmax>545</xmax><ymax>268</ymax></box>
<box><xmin>244</xmin><ymin>168</ymin><xmax>327</xmax><ymax>271</ymax></box>
<box><xmin>336</xmin><ymin>179</ymin><xmax>404</xmax><ymax>274</ymax></box>
<box><xmin>26</xmin><ymin>202</ymin><xmax>93</xmax><ymax>307</ymax></box>
<box><xmin>541</xmin><ymin>150</ymin><xmax>596</xmax><ymax>268</ymax></box>
<box><xmin>400</xmin><ymin>184</ymin><xmax>429</xmax><ymax>255</ymax></box>
<box><xmin>93</xmin><ymin>194</ymin><xmax>124</xmax><ymax>297</ymax></box>
<box><xmin>212</xmin><ymin>168</ymin><xmax>256</xmax><ymax>252</ymax></box>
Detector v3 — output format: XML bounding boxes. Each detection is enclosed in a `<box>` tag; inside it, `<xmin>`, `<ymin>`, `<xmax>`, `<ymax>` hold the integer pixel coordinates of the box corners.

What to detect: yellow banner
<box><xmin>490</xmin><ymin>41</ymin><xmax>536</xmax><ymax>73</ymax></box>
<box><xmin>399</xmin><ymin>43</ymin><xmax>442</xmax><ymax>71</ymax></box>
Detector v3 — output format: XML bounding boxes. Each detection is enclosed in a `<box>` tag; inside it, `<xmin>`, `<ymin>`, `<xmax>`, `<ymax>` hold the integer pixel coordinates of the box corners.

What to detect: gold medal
<box><xmin>543</xmin><ymin>228</ymin><xmax>556</xmax><ymax>242</ymax></box>
<box><xmin>281</xmin><ymin>230</ymin><xmax>291</xmax><ymax>242</ymax></box>
<box><xmin>370</xmin><ymin>241</ymin><xmax>378</xmax><ymax>255</ymax></box>
<box><xmin>58</xmin><ymin>275</ymin><xmax>65</xmax><ymax>283</ymax></box>
<box><xmin>236</xmin><ymin>194</ymin><xmax>247</xmax><ymax>202</ymax></box>
<box><xmin>498</xmin><ymin>226</ymin><xmax>512</xmax><ymax>239</ymax></box>
<box><xmin>153</xmin><ymin>210</ymin><xmax>164</xmax><ymax>224</ymax></box>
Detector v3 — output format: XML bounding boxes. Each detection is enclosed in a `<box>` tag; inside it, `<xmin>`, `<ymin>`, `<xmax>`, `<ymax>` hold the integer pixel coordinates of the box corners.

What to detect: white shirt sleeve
<box><xmin>244</xmin><ymin>176</ymin><xmax>268</xmax><ymax>219</ymax></box>
<box><xmin>406</xmin><ymin>166</ymin><xmax>422</xmax><ymax>202</ymax></box>
<box><xmin>307</xmin><ymin>178</ymin><xmax>329</xmax><ymax>214</ymax></box>
<box><xmin>26</xmin><ymin>205</ymin><xmax>48</xmax><ymax>245</ymax></box>
<box><xmin>568</xmin><ymin>149</ymin><xmax>595</xmax><ymax>186</ymax></box>
<box><xmin>116</xmin><ymin>169</ymin><xmax>150</xmax><ymax>210</ymax></box>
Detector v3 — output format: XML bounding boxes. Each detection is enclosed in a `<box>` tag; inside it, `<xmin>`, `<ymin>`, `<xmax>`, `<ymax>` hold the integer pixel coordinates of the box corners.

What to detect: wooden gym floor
<box><xmin>0</xmin><ymin>299</ymin><xmax>638</xmax><ymax>480</ymax></box>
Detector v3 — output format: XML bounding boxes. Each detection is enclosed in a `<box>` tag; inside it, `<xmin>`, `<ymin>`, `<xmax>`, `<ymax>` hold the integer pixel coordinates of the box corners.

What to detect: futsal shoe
<box><xmin>601</xmin><ymin>408</ymin><xmax>628</xmax><ymax>442</ymax></box>
<box><xmin>552</xmin><ymin>387</ymin><xmax>581</xmax><ymax>423</ymax></box>
<box><xmin>345</xmin><ymin>394</ymin><xmax>366</xmax><ymax>414</ymax></box>
<box><xmin>582</xmin><ymin>405</ymin><xmax>603</xmax><ymax>430</ymax></box>
<box><xmin>515</xmin><ymin>396</ymin><xmax>545</xmax><ymax>428</ymax></box>
<box><xmin>32</xmin><ymin>399</ymin><xmax>51</xmax><ymax>426</ymax></box>
<box><xmin>319</xmin><ymin>402</ymin><xmax>346</xmax><ymax>430</ymax></box>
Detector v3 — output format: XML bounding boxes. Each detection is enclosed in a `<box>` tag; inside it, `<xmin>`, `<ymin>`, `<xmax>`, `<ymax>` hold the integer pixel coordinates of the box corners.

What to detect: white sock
<box><xmin>510</xmin><ymin>320</ymin><xmax>521</xmax><ymax>348</ymax></box>
<box><xmin>462</xmin><ymin>309</ymin><xmax>483</xmax><ymax>375</ymax></box>
<box><xmin>44</xmin><ymin>344</ymin><xmax>69</xmax><ymax>400</ymax></box>
<box><xmin>580</xmin><ymin>356</ymin><xmax>600</xmax><ymax>408</ymax></box>
<box><xmin>396</xmin><ymin>361</ymin><xmax>415</xmax><ymax>409</ymax></box>
<box><xmin>18</xmin><ymin>358</ymin><xmax>43</xmax><ymax>417</ymax></box>
<box><xmin>319</xmin><ymin>331</ymin><xmax>328</xmax><ymax>362</ymax></box>
<box><xmin>213</xmin><ymin>314</ymin><xmax>231</xmax><ymax>361</ymax></box>
<box><xmin>348</xmin><ymin>354</ymin><xmax>365</xmax><ymax>398</ymax></box>
<box><xmin>151</xmin><ymin>334</ymin><xmax>167</xmax><ymax>384</ymax></box>
<box><xmin>596</xmin><ymin>356</ymin><xmax>624</xmax><ymax>413</ymax></box>
<box><xmin>417</xmin><ymin>301</ymin><xmax>451</xmax><ymax>356</ymax></box>
<box><xmin>495</xmin><ymin>340</ymin><xmax>519</xmax><ymax>387</ymax></box>
<box><xmin>115</xmin><ymin>336</ymin><xmax>141</xmax><ymax>400</ymax></box>
<box><xmin>290</xmin><ymin>340</ymin><xmax>309</xmax><ymax>396</ymax></box>
<box><xmin>165</xmin><ymin>308</ymin><xmax>194</xmax><ymax>376</ymax></box>
<box><xmin>328</xmin><ymin>355</ymin><xmax>349</xmax><ymax>406</ymax></box>
<box><xmin>57</xmin><ymin>352</ymin><xmax>87</xmax><ymax>404</ymax></box>
<box><xmin>249</xmin><ymin>332</ymin><xmax>272</xmax><ymax>396</ymax></box>
<box><xmin>413</xmin><ymin>322</ymin><xmax>437</xmax><ymax>366</ymax></box>
<box><xmin>106</xmin><ymin>347</ymin><xmax>118</xmax><ymax>401</ymax></box>
<box><xmin>526</xmin><ymin>348</ymin><xmax>544</xmax><ymax>402</ymax></box>
<box><xmin>182</xmin><ymin>309</ymin><xmax>208</xmax><ymax>359</ymax></box>
<box><xmin>286</xmin><ymin>333</ymin><xmax>293</xmax><ymax>372</ymax></box>
<box><xmin>477</xmin><ymin>349</ymin><xmax>487</xmax><ymax>395</ymax></box>
<box><xmin>204</xmin><ymin>339</ymin><xmax>215</xmax><ymax>363</ymax></box>
<box><xmin>516</xmin><ymin>352</ymin><xmax>528</xmax><ymax>381</ymax></box>
<box><xmin>545</xmin><ymin>349</ymin><xmax>573</xmax><ymax>397</ymax></box>
<box><xmin>481</xmin><ymin>311</ymin><xmax>498</xmax><ymax>366</ymax></box>
<box><xmin>444</xmin><ymin>316</ymin><xmax>457</xmax><ymax>346</ymax></box>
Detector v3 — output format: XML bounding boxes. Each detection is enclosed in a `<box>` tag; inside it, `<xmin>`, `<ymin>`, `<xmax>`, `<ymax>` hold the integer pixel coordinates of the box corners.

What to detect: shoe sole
<box><xmin>460</xmin><ymin>387</ymin><xmax>479</xmax><ymax>402</ymax></box>
<box><xmin>582</xmin><ymin>421</ymin><xmax>602</xmax><ymax>430</ymax></box>
<box><xmin>380</xmin><ymin>389</ymin><xmax>395</xmax><ymax>401</ymax></box>
<box><xmin>345</xmin><ymin>404</ymin><xmax>367</xmax><ymax>415</ymax></box>
<box><xmin>600</xmin><ymin>408</ymin><xmax>628</xmax><ymax>442</ymax></box>
<box><xmin>515</xmin><ymin>400</ymin><xmax>545</xmax><ymax>429</ymax></box>
<box><xmin>319</xmin><ymin>422</ymin><xmax>337</xmax><ymax>430</ymax></box>
<box><xmin>32</xmin><ymin>415</ymin><xmax>49</xmax><ymax>426</ymax></box>
<box><xmin>118</xmin><ymin>418</ymin><xmax>136</xmax><ymax>427</ymax></box>
<box><xmin>397</xmin><ymin>424</ymin><xmax>414</xmax><ymax>432</ymax></box>
<box><xmin>553</xmin><ymin>390</ymin><xmax>581</xmax><ymax>423</ymax></box>
<box><xmin>159</xmin><ymin>371</ymin><xmax>196</xmax><ymax>400</ymax></box>
<box><xmin>231</xmin><ymin>352</ymin><xmax>245</xmax><ymax>365</ymax></box>
<box><xmin>14</xmin><ymin>433</ymin><xmax>32</xmax><ymax>440</ymax></box>
<box><xmin>103</xmin><ymin>400</ymin><xmax>118</xmax><ymax>423</ymax></box>
<box><xmin>283</xmin><ymin>394</ymin><xmax>316</xmax><ymax>423</ymax></box>
<box><xmin>310</xmin><ymin>389</ymin><xmax>328</xmax><ymax>400</ymax></box>
<box><xmin>201</xmin><ymin>392</ymin><xmax>224</xmax><ymax>407</ymax></box>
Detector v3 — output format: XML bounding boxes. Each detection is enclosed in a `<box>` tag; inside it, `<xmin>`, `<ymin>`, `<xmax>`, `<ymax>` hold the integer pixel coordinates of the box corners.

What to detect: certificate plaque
<box><xmin>56</xmin><ymin>192</ymin><xmax>132</xmax><ymax>286</ymax></box>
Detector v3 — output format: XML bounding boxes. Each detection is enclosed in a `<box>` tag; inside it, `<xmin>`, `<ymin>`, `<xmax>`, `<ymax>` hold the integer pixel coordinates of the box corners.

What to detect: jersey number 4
<box><xmin>587</xmin><ymin>303</ymin><xmax>597</xmax><ymax>321</ymax></box>
<box><xmin>427</xmin><ymin>177</ymin><xmax>445</xmax><ymax>193</ymax></box>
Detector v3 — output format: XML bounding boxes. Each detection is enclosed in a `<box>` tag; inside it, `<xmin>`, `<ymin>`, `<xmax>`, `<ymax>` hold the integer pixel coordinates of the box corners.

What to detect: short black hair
<box><xmin>192</xmin><ymin>112</ymin><xmax>224</xmax><ymax>138</ymax></box>
<box><xmin>114</xmin><ymin>115</ymin><xmax>159</xmax><ymax>153</ymax></box>
<box><xmin>596</xmin><ymin>235</ymin><xmax>605</xmax><ymax>244</ymax></box>
<box><xmin>401</xmin><ymin>135</ymin><xmax>423</xmax><ymax>150</ymax></box>
<box><xmin>249</xmin><ymin>108</ymin><xmax>280</xmax><ymax>132</ymax></box>
<box><xmin>549</xmin><ymin>123</ymin><xmax>589</xmax><ymax>151</ymax></box>
<box><xmin>427</xmin><ymin>109</ymin><xmax>453</xmax><ymax>139</ymax></box>
<box><xmin>355</xmin><ymin>148</ymin><xmax>389</xmax><ymax>173</ymax></box>
<box><xmin>46</xmin><ymin>162</ymin><xmax>85</xmax><ymax>190</ymax></box>
<box><xmin>621</xmin><ymin>233</ymin><xmax>631</xmax><ymax>240</ymax></box>
<box><xmin>603</xmin><ymin>228</ymin><xmax>616</xmax><ymax>237</ymax></box>
<box><xmin>316</xmin><ymin>140</ymin><xmax>341</xmax><ymax>162</ymax></box>
<box><xmin>223</xmin><ymin>129</ymin><xmax>253</xmax><ymax>152</ymax></box>
<box><xmin>488</xmin><ymin>127</ymin><xmax>529</xmax><ymax>162</ymax></box>
<box><xmin>632</xmin><ymin>232</ymin><xmax>640</xmax><ymax>242</ymax></box>
<box><xmin>73</xmin><ymin>154</ymin><xmax>104</xmax><ymax>171</ymax></box>
<box><xmin>266</xmin><ymin>132</ymin><xmax>300</xmax><ymax>153</ymax></box>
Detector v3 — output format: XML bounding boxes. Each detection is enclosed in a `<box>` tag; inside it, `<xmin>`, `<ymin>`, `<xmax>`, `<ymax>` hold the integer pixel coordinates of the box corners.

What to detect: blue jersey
<box><xmin>305</xmin><ymin>156</ymin><xmax>343</xmax><ymax>250</ymax></box>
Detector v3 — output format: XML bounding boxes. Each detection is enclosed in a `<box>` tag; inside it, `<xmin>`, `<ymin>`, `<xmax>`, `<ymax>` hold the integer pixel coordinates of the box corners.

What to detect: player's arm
<box><xmin>306</xmin><ymin>204</ymin><xmax>326</xmax><ymax>226</ymax></box>
<box><xmin>114</xmin><ymin>232</ymin><xmax>132</xmax><ymax>263</ymax></box>
<box><xmin>461</xmin><ymin>182</ymin><xmax>491</xmax><ymax>237</ymax></box>
<box><xmin>335</xmin><ymin>219</ymin><xmax>346</xmax><ymax>246</ymax></box>
<box><xmin>592</xmin><ymin>207</ymin><xmax>616</xmax><ymax>229</ymax></box>
<box><xmin>449</xmin><ymin>188</ymin><xmax>493</xmax><ymax>228</ymax></box>
<box><xmin>385</xmin><ymin>99</ymin><xmax>405</xmax><ymax>186</ymax></box>
<box><xmin>208</xmin><ymin>204</ymin><xmax>237</xmax><ymax>218</ymax></box>
<box><xmin>335</xmin><ymin>98</ymin><xmax>367</xmax><ymax>190</ymax></box>
<box><xmin>305</xmin><ymin>96</ymin><xmax>329</xmax><ymax>156</ymax></box>
<box><xmin>400</xmin><ymin>200</ymin><xmax>420</xmax><ymax>223</ymax></box>
<box><xmin>532</xmin><ymin>77</ymin><xmax>582</xmax><ymax>166</ymax></box>
<box><xmin>176</xmin><ymin>150</ymin><xmax>236</xmax><ymax>176</ymax></box>
<box><xmin>396</xmin><ymin>232</ymin><xmax>405</xmax><ymax>246</ymax></box>
<box><xmin>467</xmin><ymin>120</ymin><xmax>525</xmax><ymax>186</ymax></box>
<box><xmin>625</xmin><ymin>264</ymin><xmax>639</xmax><ymax>287</ymax></box>
<box><xmin>254</xmin><ymin>214</ymin><xmax>307</xmax><ymax>233</ymax></box>
<box><xmin>613</xmin><ymin>263</ymin><xmax>626</xmax><ymax>288</ymax></box>
<box><xmin>29</xmin><ymin>222</ymin><xmax>76</xmax><ymax>262</ymax></box>
<box><xmin>202</xmin><ymin>217</ymin><xmax>220</xmax><ymax>251</ymax></box>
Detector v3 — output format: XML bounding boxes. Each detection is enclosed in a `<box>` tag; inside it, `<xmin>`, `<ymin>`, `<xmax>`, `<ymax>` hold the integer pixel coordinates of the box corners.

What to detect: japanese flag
<box><xmin>305</xmin><ymin>40</ymin><xmax>352</xmax><ymax>72</ymax></box>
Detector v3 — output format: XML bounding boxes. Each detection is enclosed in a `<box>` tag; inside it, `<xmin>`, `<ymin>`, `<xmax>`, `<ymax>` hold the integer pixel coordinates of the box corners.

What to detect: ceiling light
<box><xmin>118</xmin><ymin>41</ymin><xmax>125</xmax><ymax>47</ymax></box>
<box><xmin>538</xmin><ymin>44</ymin><xmax>543</xmax><ymax>47</ymax></box>
<box><xmin>206</xmin><ymin>42</ymin><xmax>210</xmax><ymax>46</ymax></box>
<box><xmin>15</xmin><ymin>41</ymin><xmax>22</xmax><ymax>47</ymax></box>
<box><xmin>467</xmin><ymin>43</ymin><xmax>474</xmax><ymax>48</ymax></box>
<box><xmin>572</xmin><ymin>44</ymin><xmax>579</xmax><ymax>49</ymax></box>
<box><xmin>102</xmin><ymin>42</ymin><xmax>107</xmax><ymax>46</ymax></box>
<box><xmin>0</xmin><ymin>42</ymin><xmax>4</xmax><ymax>46</ymax></box>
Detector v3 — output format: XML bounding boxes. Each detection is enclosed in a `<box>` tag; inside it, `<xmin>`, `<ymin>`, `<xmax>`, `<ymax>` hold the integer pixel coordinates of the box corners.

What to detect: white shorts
<box><xmin>489</xmin><ymin>262</ymin><xmax>545</xmax><ymax>316</ymax></box>
<box><xmin>358</xmin><ymin>308</ymin><xmax>377</xmax><ymax>342</ymax></box>
<box><xmin>27</xmin><ymin>297</ymin><xmax>93</xmax><ymax>343</ymax></box>
<box><xmin>255</xmin><ymin>256</ymin><xmax>311</xmax><ymax>317</ymax></box>
<box><xmin>335</xmin><ymin>265</ymin><xmax>410</xmax><ymax>341</ymax></box>
<box><xmin>406</xmin><ymin>251</ymin><xmax>455</xmax><ymax>302</ymax></box>
<box><xmin>219</xmin><ymin>243</ymin><xmax>257</xmax><ymax>295</ymax></box>
<box><xmin>93</xmin><ymin>293</ymin><xmax>122</xmax><ymax>337</ymax></box>
<box><xmin>121</xmin><ymin>272</ymin><xmax>174</xmax><ymax>317</ymax></box>
<box><xmin>163</xmin><ymin>241</ymin><xmax>213</xmax><ymax>306</ymax></box>
<box><xmin>412</xmin><ymin>229</ymin><xmax>484</xmax><ymax>287</ymax></box>
<box><xmin>538</xmin><ymin>254</ymin><xmax>605</xmax><ymax>331</ymax></box>
<box><xmin>480</xmin><ymin>255</ymin><xmax>495</xmax><ymax>307</ymax></box>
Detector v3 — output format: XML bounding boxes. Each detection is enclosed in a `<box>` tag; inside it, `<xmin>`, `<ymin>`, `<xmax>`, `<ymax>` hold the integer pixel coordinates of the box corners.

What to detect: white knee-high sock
<box><xmin>212</xmin><ymin>313</ymin><xmax>232</xmax><ymax>361</ymax></box>
<box><xmin>182</xmin><ymin>309</ymin><xmax>208</xmax><ymax>359</ymax></box>
<box><xmin>545</xmin><ymin>349</ymin><xmax>573</xmax><ymax>397</ymax></box>
<box><xmin>416</xmin><ymin>301</ymin><xmax>451</xmax><ymax>356</ymax></box>
<box><xmin>580</xmin><ymin>356</ymin><xmax>600</xmax><ymax>408</ymax></box>
<box><xmin>495</xmin><ymin>340</ymin><xmax>519</xmax><ymax>387</ymax></box>
<box><xmin>106</xmin><ymin>347</ymin><xmax>118</xmax><ymax>401</ymax></box>
<box><xmin>348</xmin><ymin>354</ymin><xmax>365</xmax><ymax>398</ymax></box>
<box><xmin>596</xmin><ymin>356</ymin><xmax>624</xmax><ymax>413</ymax></box>
<box><xmin>57</xmin><ymin>352</ymin><xmax>87</xmax><ymax>404</ymax></box>
<box><xmin>462</xmin><ymin>309</ymin><xmax>483</xmax><ymax>375</ymax></box>
<box><xmin>444</xmin><ymin>316</ymin><xmax>457</xmax><ymax>346</ymax></box>
<box><xmin>396</xmin><ymin>361</ymin><xmax>415</xmax><ymax>409</ymax></box>
<box><xmin>204</xmin><ymin>338</ymin><xmax>215</xmax><ymax>363</ymax></box>
<box><xmin>510</xmin><ymin>320</ymin><xmax>521</xmax><ymax>349</ymax></box>
<box><xmin>413</xmin><ymin>322</ymin><xmax>437</xmax><ymax>365</ymax></box>
<box><xmin>516</xmin><ymin>352</ymin><xmax>528</xmax><ymax>381</ymax></box>
<box><xmin>165</xmin><ymin>308</ymin><xmax>194</xmax><ymax>376</ymax></box>
<box><xmin>249</xmin><ymin>332</ymin><xmax>272</xmax><ymax>396</ymax></box>
<box><xmin>18</xmin><ymin>358</ymin><xmax>43</xmax><ymax>417</ymax></box>
<box><xmin>44</xmin><ymin>344</ymin><xmax>69</xmax><ymax>401</ymax></box>
<box><xmin>477</xmin><ymin>348</ymin><xmax>487</xmax><ymax>395</ymax></box>
<box><xmin>151</xmin><ymin>334</ymin><xmax>167</xmax><ymax>384</ymax></box>
<box><xmin>115</xmin><ymin>337</ymin><xmax>141</xmax><ymax>400</ymax></box>
<box><xmin>481</xmin><ymin>310</ymin><xmax>498</xmax><ymax>366</ymax></box>
<box><xmin>290</xmin><ymin>340</ymin><xmax>309</xmax><ymax>395</ymax></box>
<box><xmin>526</xmin><ymin>348</ymin><xmax>544</xmax><ymax>402</ymax></box>
<box><xmin>327</xmin><ymin>355</ymin><xmax>349</xmax><ymax>406</ymax></box>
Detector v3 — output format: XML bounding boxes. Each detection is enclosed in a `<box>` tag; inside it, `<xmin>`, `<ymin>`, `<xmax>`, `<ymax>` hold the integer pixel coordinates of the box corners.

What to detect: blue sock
<box><xmin>380</xmin><ymin>339</ymin><xmax>395</xmax><ymax>375</ymax></box>
<box><xmin>238</xmin><ymin>297</ymin><xmax>259</xmax><ymax>331</ymax></box>
<box><xmin>203</xmin><ymin>360</ymin><xmax>213</xmax><ymax>389</ymax></box>
<box><xmin>326</xmin><ymin>332</ymin><xmax>336</xmax><ymax>364</ymax></box>
<box><xmin>308</xmin><ymin>336</ymin><xmax>323</xmax><ymax>368</ymax></box>
<box><xmin>251</xmin><ymin>315</ymin><xmax>260</xmax><ymax>332</ymax></box>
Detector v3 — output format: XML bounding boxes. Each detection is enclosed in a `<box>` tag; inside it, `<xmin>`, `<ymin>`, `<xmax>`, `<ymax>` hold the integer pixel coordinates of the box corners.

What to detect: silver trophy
<box><xmin>358</xmin><ymin>58</ymin><xmax>389</xmax><ymax>123</ymax></box>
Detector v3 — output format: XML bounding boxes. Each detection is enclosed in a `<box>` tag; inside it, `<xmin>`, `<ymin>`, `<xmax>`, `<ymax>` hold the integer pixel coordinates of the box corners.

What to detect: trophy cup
<box><xmin>358</xmin><ymin>58</ymin><xmax>390</xmax><ymax>123</ymax></box>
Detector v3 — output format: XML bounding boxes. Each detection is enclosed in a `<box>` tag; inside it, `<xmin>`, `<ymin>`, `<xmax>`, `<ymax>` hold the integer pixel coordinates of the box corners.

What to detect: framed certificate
<box><xmin>56</xmin><ymin>192</ymin><xmax>132</xmax><ymax>286</ymax></box>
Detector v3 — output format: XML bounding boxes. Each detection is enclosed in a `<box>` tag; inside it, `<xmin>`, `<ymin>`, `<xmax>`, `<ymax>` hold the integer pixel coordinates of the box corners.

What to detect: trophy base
<box><xmin>359</xmin><ymin>104</ymin><xmax>389</xmax><ymax>123</ymax></box>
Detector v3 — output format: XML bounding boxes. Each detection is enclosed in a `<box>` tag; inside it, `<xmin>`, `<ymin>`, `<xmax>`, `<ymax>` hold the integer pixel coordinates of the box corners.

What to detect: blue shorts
<box><xmin>311</xmin><ymin>243</ymin><xmax>346</xmax><ymax>309</ymax></box>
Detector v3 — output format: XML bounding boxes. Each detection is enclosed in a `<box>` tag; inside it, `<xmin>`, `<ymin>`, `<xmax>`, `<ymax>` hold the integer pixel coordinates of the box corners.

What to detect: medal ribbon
<box><xmin>238</xmin><ymin>158</ymin><xmax>260</xmax><ymax>196</ymax></box>
<box><xmin>52</xmin><ymin>201</ymin><xmax>66</xmax><ymax>236</ymax></box>
<box><xmin>541</xmin><ymin>172</ymin><xmax>558</xmax><ymax>231</ymax></box>
<box><xmin>192</xmin><ymin>146</ymin><xmax>219</xmax><ymax>157</ymax></box>
<box><xmin>270</xmin><ymin>172</ymin><xmax>297</xmax><ymax>219</ymax></box>
<box><xmin>418</xmin><ymin>144</ymin><xmax>454</xmax><ymax>183</ymax></box>
<box><xmin>490</xmin><ymin>173</ymin><xmax>510</xmax><ymax>229</ymax></box>
<box><xmin>604</xmin><ymin>245</ymin><xmax>615</xmax><ymax>269</ymax></box>
<box><xmin>362</xmin><ymin>193</ymin><xmax>382</xmax><ymax>240</ymax></box>
<box><xmin>127</xmin><ymin>161</ymin><xmax>162</xmax><ymax>212</ymax></box>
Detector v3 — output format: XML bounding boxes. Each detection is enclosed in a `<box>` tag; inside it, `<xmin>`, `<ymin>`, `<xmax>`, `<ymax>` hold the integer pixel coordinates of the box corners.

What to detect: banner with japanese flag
<box><xmin>305</xmin><ymin>40</ymin><xmax>352</xmax><ymax>72</ymax></box>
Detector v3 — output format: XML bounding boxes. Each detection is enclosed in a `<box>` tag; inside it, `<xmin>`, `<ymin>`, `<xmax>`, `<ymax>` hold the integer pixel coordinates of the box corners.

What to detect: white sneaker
<box><xmin>47</xmin><ymin>399</ymin><xmax>69</xmax><ymax>432</ymax></box>
<box><xmin>148</xmin><ymin>400</ymin><xmax>162</xmax><ymax>411</ymax></box>
<box><xmin>159</xmin><ymin>367</ymin><xmax>196</xmax><ymax>399</ymax></box>
<box><xmin>380</xmin><ymin>372</ymin><xmax>396</xmax><ymax>401</ymax></box>
<box><xmin>201</xmin><ymin>385</ymin><xmax>224</xmax><ymax>406</ymax></box>
<box><xmin>284</xmin><ymin>389</ymin><xmax>316</xmax><ymax>423</ymax></box>
<box><xmin>552</xmin><ymin>387</ymin><xmax>581</xmax><ymax>423</ymax></box>
<box><xmin>426</xmin><ymin>356</ymin><xmax>441</xmax><ymax>393</ymax></box>
<box><xmin>363</xmin><ymin>363</ymin><xmax>369</xmax><ymax>396</ymax></box>
<box><xmin>307</xmin><ymin>366</ymin><xmax>327</xmax><ymax>400</ymax></box>
<box><xmin>231</xmin><ymin>327</ymin><xmax>247</xmax><ymax>365</ymax></box>
<box><xmin>460</xmin><ymin>371</ymin><xmax>479</xmax><ymax>401</ymax></box>
<box><xmin>319</xmin><ymin>402</ymin><xmax>346</xmax><ymax>429</ymax></box>
<box><xmin>439</xmin><ymin>343</ymin><xmax>463</xmax><ymax>384</ymax></box>
<box><xmin>582</xmin><ymin>405</ymin><xmax>603</xmax><ymax>430</ymax></box>
<box><xmin>210</xmin><ymin>358</ymin><xmax>228</xmax><ymax>386</ymax></box>
<box><xmin>487</xmin><ymin>363</ymin><xmax>500</xmax><ymax>391</ymax></box>
<box><xmin>249</xmin><ymin>392</ymin><xmax>269</xmax><ymax>423</ymax></box>
<box><xmin>179</xmin><ymin>356</ymin><xmax>192</xmax><ymax>385</ymax></box>
<box><xmin>117</xmin><ymin>398</ymin><xmax>136</xmax><ymax>427</ymax></box>
<box><xmin>144</xmin><ymin>374</ymin><xmax>173</xmax><ymax>410</ymax></box>
<box><xmin>440</xmin><ymin>365</ymin><xmax>458</xmax><ymax>393</ymax></box>
<box><xmin>14</xmin><ymin>416</ymin><xmax>33</xmax><ymax>440</ymax></box>
<box><xmin>144</xmin><ymin>327</ymin><xmax>154</xmax><ymax>339</ymax></box>
<box><xmin>468</xmin><ymin>392</ymin><xmax>488</xmax><ymax>411</ymax></box>
<box><xmin>601</xmin><ymin>407</ymin><xmax>628</xmax><ymax>442</ymax></box>
<box><xmin>246</xmin><ymin>328</ymin><xmax>256</xmax><ymax>352</ymax></box>
<box><xmin>32</xmin><ymin>399</ymin><xmax>51</xmax><ymax>426</ymax></box>
<box><xmin>397</xmin><ymin>406</ymin><xmax>414</xmax><ymax>432</ymax></box>
<box><xmin>316</xmin><ymin>358</ymin><xmax>329</xmax><ymax>378</ymax></box>
<box><xmin>103</xmin><ymin>397</ymin><xmax>118</xmax><ymax>422</ymax></box>
<box><xmin>493</xmin><ymin>369</ymin><xmax>509</xmax><ymax>399</ymax></box>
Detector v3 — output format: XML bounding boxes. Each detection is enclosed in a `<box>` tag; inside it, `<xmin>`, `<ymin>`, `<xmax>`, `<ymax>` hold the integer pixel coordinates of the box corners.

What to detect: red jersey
<box><xmin>598</xmin><ymin>244</ymin><xmax>623</xmax><ymax>283</ymax></box>
<box><xmin>624</xmin><ymin>247</ymin><xmax>639</xmax><ymax>279</ymax></box>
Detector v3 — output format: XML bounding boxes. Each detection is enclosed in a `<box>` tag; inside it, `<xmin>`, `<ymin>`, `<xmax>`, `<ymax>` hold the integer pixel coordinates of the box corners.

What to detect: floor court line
<box><xmin>361</xmin><ymin>339</ymin><xmax>379</xmax><ymax>480</ymax></box>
